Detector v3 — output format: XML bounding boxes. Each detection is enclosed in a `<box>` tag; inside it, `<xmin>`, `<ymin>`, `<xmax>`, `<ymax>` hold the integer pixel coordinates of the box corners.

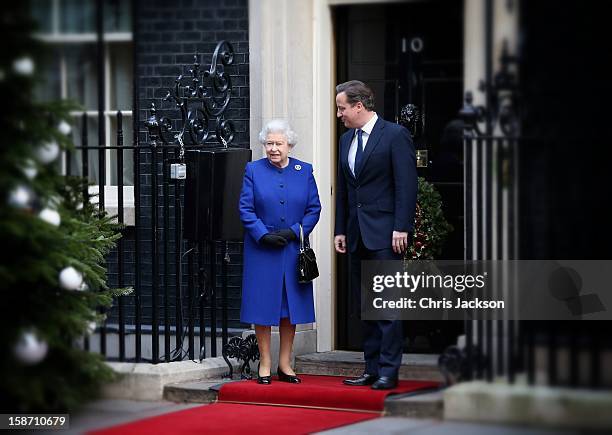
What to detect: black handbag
<box><xmin>298</xmin><ymin>224</ymin><xmax>319</xmax><ymax>283</ymax></box>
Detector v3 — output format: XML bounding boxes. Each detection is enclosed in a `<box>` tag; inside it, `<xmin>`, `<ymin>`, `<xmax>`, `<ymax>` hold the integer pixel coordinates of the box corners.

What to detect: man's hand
<box><xmin>392</xmin><ymin>231</ymin><xmax>409</xmax><ymax>254</ymax></box>
<box><xmin>334</xmin><ymin>235</ymin><xmax>347</xmax><ymax>254</ymax></box>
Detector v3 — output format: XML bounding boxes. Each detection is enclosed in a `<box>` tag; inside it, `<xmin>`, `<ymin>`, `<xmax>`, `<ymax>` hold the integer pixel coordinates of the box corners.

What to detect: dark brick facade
<box><xmin>106</xmin><ymin>0</ymin><xmax>249</xmax><ymax>333</ymax></box>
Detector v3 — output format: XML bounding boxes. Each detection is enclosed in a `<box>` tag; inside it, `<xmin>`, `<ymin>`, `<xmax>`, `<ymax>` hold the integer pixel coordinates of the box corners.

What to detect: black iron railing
<box><xmin>450</xmin><ymin>0</ymin><xmax>609</xmax><ymax>389</ymax></box>
<box><xmin>68</xmin><ymin>41</ymin><xmax>248</xmax><ymax>364</ymax></box>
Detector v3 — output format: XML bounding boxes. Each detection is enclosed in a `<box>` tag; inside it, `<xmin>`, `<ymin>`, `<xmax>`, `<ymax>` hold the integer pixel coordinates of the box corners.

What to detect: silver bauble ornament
<box><xmin>21</xmin><ymin>159</ymin><xmax>38</xmax><ymax>180</ymax></box>
<box><xmin>87</xmin><ymin>321</ymin><xmax>97</xmax><ymax>335</ymax></box>
<box><xmin>58</xmin><ymin>120</ymin><xmax>72</xmax><ymax>135</ymax></box>
<box><xmin>59</xmin><ymin>266</ymin><xmax>84</xmax><ymax>291</ymax></box>
<box><xmin>14</xmin><ymin>331</ymin><xmax>48</xmax><ymax>365</ymax></box>
<box><xmin>36</xmin><ymin>140</ymin><xmax>60</xmax><ymax>164</ymax></box>
<box><xmin>39</xmin><ymin>208</ymin><xmax>61</xmax><ymax>226</ymax></box>
<box><xmin>13</xmin><ymin>57</ymin><xmax>34</xmax><ymax>76</ymax></box>
<box><xmin>8</xmin><ymin>184</ymin><xmax>36</xmax><ymax>210</ymax></box>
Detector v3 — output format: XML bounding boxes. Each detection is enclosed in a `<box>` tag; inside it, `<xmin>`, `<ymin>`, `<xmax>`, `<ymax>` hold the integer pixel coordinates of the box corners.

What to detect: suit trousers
<box><xmin>350</xmin><ymin>235</ymin><xmax>403</xmax><ymax>379</ymax></box>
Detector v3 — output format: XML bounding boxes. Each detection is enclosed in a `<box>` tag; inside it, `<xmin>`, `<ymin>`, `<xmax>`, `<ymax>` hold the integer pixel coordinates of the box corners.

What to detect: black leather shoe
<box><xmin>277</xmin><ymin>367</ymin><xmax>301</xmax><ymax>384</ymax></box>
<box><xmin>371</xmin><ymin>376</ymin><xmax>398</xmax><ymax>390</ymax></box>
<box><xmin>257</xmin><ymin>363</ymin><xmax>272</xmax><ymax>385</ymax></box>
<box><xmin>343</xmin><ymin>373</ymin><xmax>378</xmax><ymax>386</ymax></box>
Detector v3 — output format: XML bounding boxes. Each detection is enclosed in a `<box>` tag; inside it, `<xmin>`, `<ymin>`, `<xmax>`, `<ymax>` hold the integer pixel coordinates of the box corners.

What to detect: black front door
<box><xmin>334</xmin><ymin>0</ymin><xmax>464</xmax><ymax>353</ymax></box>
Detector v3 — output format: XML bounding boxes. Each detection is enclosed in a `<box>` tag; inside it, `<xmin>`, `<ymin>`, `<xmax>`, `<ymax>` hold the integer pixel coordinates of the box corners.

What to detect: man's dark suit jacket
<box><xmin>334</xmin><ymin>117</ymin><xmax>417</xmax><ymax>253</ymax></box>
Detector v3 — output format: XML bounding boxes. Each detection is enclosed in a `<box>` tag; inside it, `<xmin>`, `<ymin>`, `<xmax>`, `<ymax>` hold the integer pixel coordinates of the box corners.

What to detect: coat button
<box><xmin>357</xmin><ymin>203</ymin><xmax>362</xmax><ymax>208</ymax></box>
<box><xmin>280</xmin><ymin>200</ymin><xmax>285</xmax><ymax>204</ymax></box>
<box><xmin>281</xmin><ymin>217</ymin><xmax>285</xmax><ymax>221</ymax></box>
<box><xmin>280</xmin><ymin>184</ymin><xmax>284</xmax><ymax>188</ymax></box>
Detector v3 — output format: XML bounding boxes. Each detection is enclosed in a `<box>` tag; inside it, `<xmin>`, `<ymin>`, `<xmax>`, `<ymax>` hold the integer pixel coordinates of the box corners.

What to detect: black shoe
<box><xmin>371</xmin><ymin>376</ymin><xmax>398</xmax><ymax>390</ymax></box>
<box><xmin>277</xmin><ymin>367</ymin><xmax>301</xmax><ymax>384</ymax></box>
<box><xmin>257</xmin><ymin>363</ymin><xmax>272</xmax><ymax>385</ymax></box>
<box><xmin>343</xmin><ymin>373</ymin><xmax>378</xmax><ymax>386</ymax></box>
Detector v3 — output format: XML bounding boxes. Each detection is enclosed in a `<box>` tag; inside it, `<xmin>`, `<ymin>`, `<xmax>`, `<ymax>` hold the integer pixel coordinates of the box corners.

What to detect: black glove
<box><xmin>261</xmin><ymin>233</ymin><xmax>288</xmax><ymax>247</ymax></box>
<box><xmin>272</xmin><ymin>228</ymin><xmax>297</xmax><ymax>242</ymax></box>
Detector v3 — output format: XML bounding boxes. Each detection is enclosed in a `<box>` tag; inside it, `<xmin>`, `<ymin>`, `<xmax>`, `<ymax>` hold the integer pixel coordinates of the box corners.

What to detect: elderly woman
<box><xmin>239</xmin><ymin>119</ymin><xmax>321</xmax><ymax>384</ymax></box>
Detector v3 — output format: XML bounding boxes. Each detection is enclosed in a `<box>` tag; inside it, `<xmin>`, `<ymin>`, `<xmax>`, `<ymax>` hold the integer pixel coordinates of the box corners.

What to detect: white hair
<box><xmin>258</xmin><ymin>119</ymin><xmax>298</xmax><ymax>147</ymax></box>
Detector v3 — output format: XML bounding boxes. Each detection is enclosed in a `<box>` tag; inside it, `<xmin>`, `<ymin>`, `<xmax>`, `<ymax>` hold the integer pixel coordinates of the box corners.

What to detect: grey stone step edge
<box><xmin>295</xmin><ymin>351</ymin><xmax>444</xmax><ymax>383</ymax></box>
<box><xmin>102</xmin><ymin>357</ymin><xmax>241</xmax><ymax>401</ymax></box>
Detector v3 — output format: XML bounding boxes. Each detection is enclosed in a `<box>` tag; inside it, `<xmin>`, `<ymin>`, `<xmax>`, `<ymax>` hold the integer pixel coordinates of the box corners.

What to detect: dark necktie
<box><xmin>354</xmin><ymin>129</ymin><xmax>364</xmax><ymax>175</ymax></box>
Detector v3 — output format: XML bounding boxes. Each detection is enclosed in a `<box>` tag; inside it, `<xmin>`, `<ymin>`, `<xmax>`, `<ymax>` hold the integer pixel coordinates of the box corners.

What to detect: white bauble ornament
<box><xmin>13</xmin><ymin>57</ymin><xmax>35</xmax><ymax>76</ymax></box>
<box><xmin>14</xmin><ymin>331</ymin><xmax>48</xmax><ymax>365</ymax></box>
<box><xmin>59</xmin><ymin>266</ymin><xmax>84</xmax><ymax>291</ymax></box>
<box><xmin>39</xmin><ymin>208</ymin><xmax>61</xmax><ymax>227</ymax></box>
<box><xmin>58</xmin><ymin>120</ymin><xmax>72</xmax><ymax>135</ymax></box>
<box><xmin>36</xmin><ymin>140</ymin><xmax>60</xmax><ymax>164</ymax></box>
<box><xmin>21</xmin><ymin>159</ymin><xmax>38</xmax><ymax>180</ymax></box>
<box><xmin>87</xmin><ymin>321</ymin><xmax>97</xmax><ymax>335</ymax></box>
<box><xmin>8</xmin><ymin>185</ymin><xmax>35</xmax><ymax>210</ymax></box>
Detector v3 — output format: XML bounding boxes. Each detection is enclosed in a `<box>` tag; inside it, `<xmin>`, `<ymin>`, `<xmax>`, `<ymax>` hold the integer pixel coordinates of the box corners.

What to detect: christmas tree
<box><xmin>406</xmin><ymin>177</ymin><xmax>453</xmax><ymax>260</ymax></box>
<box><xmin>0</xmin><ymin>6</ymin><xmax>129</xmax><ymax>412</ymax></box>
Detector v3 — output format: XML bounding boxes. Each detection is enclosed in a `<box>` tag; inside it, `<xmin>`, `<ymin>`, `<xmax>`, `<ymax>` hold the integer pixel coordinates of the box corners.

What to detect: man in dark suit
<box><xmin>334</xmin><ymin>80</ymin><xmax>417</xmax><ymax>389</ymax></box>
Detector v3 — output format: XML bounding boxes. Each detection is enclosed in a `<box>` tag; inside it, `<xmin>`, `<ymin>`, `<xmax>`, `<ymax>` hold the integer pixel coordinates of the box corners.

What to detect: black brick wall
<box><xmin>106</xmin><ymin>0</ymin><xmax>250</xmax><ymax>333</ymax></box>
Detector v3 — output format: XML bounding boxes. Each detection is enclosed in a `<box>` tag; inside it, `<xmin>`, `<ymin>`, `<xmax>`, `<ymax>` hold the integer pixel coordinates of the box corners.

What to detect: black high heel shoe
<box><xmin>277</xmin><ymin>366</ymin><xmax>301</xmax><ymax>384</ymax></box>
<box><xmin>257</xmin><ymin>363</ymin><xmax>272</xmax><ymax>385</ymax></box>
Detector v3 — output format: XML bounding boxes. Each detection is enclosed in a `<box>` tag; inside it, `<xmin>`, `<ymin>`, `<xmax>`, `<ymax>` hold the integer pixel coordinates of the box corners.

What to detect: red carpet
<box><xmin>89</xmin><ymin>403</ymin><xmax>376</xmax><ymax>435</ymax></box>
<box><xmin>219</xmin><ymin>374</ymin><xmax>439</xmax><ymax>412</ymax></box>
<box><xmin>90</xmin><ymin>375</ymin><xmax>439</xmax><ymax>435</ymax></box>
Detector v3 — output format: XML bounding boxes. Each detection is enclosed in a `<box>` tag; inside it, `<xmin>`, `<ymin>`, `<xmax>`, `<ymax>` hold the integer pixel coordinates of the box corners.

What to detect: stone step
<box><xmin>384</xmin><ymin>389</ymin><xmax>444</xmax><ymax>419</ymax></box>
<box><xmin>163</xmin><ymin>379</ymin><xmax>228</xmax><ymax>403</ymax></box>
<box><xmin>444</xmin><ymin>380</ymin><xmax>612</xmax><ymax>430</ymax></box>
<box><xmin>295</xmin><ymin>351</ymin><xmax>444</xmax><ymax>383</ymax></box>
<box><xmin>103</xmin><ymin>358</ymin><xmax>240</xmax><ymax>401</ymax></box>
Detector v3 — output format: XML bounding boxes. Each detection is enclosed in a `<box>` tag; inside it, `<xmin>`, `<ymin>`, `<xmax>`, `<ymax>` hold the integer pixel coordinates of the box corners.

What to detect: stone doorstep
<box><xmin>163</xmin><ymin>379</ymin><xmax>231</xmax><ymax>404</ymax></box>
<box><xmin>444</xmin><ymin>381</ymin><xmax>612</xmax><ymax>431</ymax></box>
<box><xmin>102</xmin><ymin>357</ymin><xmax>241</xmax><ymax>401</ymax></box>
<box><xmin>384</xmin><ymin>389</ymin><xmax>444</xmax><ymax>419</ymax></box>
<box><xmin>295</xmin><ymin>351</ymin><xmax>444</xmax><ymax>382</ymax></box>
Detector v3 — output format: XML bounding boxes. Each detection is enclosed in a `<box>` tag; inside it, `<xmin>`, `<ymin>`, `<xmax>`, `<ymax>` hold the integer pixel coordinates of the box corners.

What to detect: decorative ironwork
<box><xmin>458</xmin><ymin>91</ymin><xmax>485</xmax><ymax>137</ymax></box>
<box><xmin>145</xmin><ymin>40</ymin><xmax>236</xmax><ymax>156</ymax></box>
<box><xmin>144</xmin><ymin>103</ymin><xmax>173</xmax><ymax>146</ymax></box>
<box><xmin>399</xmin><ymin>104</ymin><xmax>428</xmax><ymax>167</ymax></box>
<box><xmin>459</xmin><ymin>40</ymin><xmax>519</xmax><ymax>136</ymax></box>
<box><xmin>399</xmin><ymin>103</ymin><xmax>423</xmax><ymax>140</ymax></box>
<box><xmin>222</xmin><ymin>334</ymin><xmax>260</xmax><ymax>379</ymax></box>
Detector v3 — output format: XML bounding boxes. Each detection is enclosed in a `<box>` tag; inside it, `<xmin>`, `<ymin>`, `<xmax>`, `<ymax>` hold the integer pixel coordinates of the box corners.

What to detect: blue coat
<box><xmin>239</xmin><ymin>157</ymin><xmax>321</xmax><ymax>326</ymax></box>
<box><xmin>335</xmin><ymin>117</ymin><xmax>417</xmax><ymax>252</ymax></box>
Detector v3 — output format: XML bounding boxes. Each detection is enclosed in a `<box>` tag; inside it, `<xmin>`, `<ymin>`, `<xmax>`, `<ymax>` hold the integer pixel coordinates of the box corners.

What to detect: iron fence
<box><xmin>68</xmin><ymin>40</ymin><xmax>249</xmax><ymax>364</ymax></box>
<box><xmin>454</xmin><ymin>0</ymin><xmax>610</xmax><ymax>388</ymax></box>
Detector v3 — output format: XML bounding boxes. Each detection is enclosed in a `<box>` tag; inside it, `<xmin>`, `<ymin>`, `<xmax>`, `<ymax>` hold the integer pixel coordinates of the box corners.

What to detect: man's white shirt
<box><xmin>348</xmin><ymin>113</ymin><xmax>378</xmax><ymax>176</ymax></box>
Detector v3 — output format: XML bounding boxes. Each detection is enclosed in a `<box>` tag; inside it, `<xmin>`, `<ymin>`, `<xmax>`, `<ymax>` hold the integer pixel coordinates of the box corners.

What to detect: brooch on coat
<box><xmin>294</xmin><ymin>164</ymin><xmax>302</xmax><ymax>171</ymax></box>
